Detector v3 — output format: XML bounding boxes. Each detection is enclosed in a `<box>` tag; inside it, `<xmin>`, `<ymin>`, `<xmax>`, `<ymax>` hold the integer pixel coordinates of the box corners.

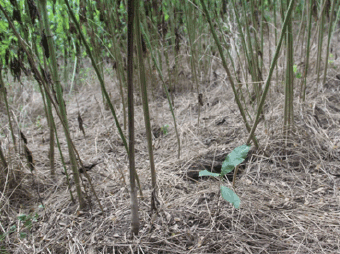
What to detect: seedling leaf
<box><xmin>220</xmin><ymin>185</ymin><xmax>241</xmax><ymax>209</ymax></box>
<box><xmin>0</xmin><ymin>233</ymin><xmax>6</xmax><ymax>241</ymax></box>
<box><xmin>199</xmin><ymin>170</ymin><xmax>220</xmax><ymax>177</ymax></box>
<box><xmin>24</xmin><ymin>220</ymin><xmax>32</xmax><ymax>228</ymax></box>
<box><xmin>221</xmin><ymin>144</ymin><xmax>250</xmax><ymax>176</ymax></box>
<box><xmin>293</xmin><ymin>64</ymin><xmax>298</xmax><ymax>73</ymax></box>
<box><xmin>18</xmin><ymin>214</ymin><xmax>27</xmax><ymax>222</ymax></box>
<box><xmin>19</xmin><ymin>232</ymin><xmax>27</xmax><ymax>239</ymax></box>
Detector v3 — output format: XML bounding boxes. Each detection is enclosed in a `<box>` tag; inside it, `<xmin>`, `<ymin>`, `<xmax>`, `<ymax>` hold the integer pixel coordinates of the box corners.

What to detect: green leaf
<box><xmin>24</xmin><ymin>220</ymin><xmax>32</xmax><ymax>228</ymax></box>
<box><xmin>220</xmin><ymin>185</ymin><xmax>240</xmax><ymax>209</ymax></box>
<box><xmin>293</xmin><ymin>64</ymin><xmax>297</xmax><ymax>73</ymax></box>
<box><xmin>161</xmin><ymin>124</ymin><xmax>169</xmax><ymax>135</ymax></box>
<box><xmin>0</xmin><ymin>20</ymin><xmax>8</xmax><ymax>32</ymax></box>
<box><xmin>19</xmin><ymin>232</ymin><xmax>27</xmax><ymax>239</ymax></box>
<box><xmin>0</xmin><ymin>232</ymin><xmax>6</xmax><ymax>241</ymax></box>
<box><xmin>199</xmin><ymin>170</ymin><xmax>220</xmax><ymax>177</ymax></box>
<box><xmin>9</xmin><ymin>225</ymin><xmax>16</xmax><ymax>232</ymax></box>
<box><xmin>18</xmin><ymin>214</ymin><xmax>27</xmax><ymax>222</ymax></box>
<box><xmin>221</xmin><ymin>144</ymin><xmax>250</xmax><ymax>176</ymax></box>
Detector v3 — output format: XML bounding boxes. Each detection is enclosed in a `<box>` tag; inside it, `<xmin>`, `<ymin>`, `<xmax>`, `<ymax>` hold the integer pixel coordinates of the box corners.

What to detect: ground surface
<box><xmin>2</xmin><ymin>57</ymin><xmax>340</xmax><ymax>253</ymax></box>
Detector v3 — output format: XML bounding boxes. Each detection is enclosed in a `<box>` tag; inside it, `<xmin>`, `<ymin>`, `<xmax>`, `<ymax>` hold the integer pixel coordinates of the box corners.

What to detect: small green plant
<box><xmin>328</xmin><ymin>53</ymin><xmax>334</xmax><ymax>64</ymax></box>
<box><xmin>293</xmin><ymin>64</ymin><xmax>302</xmax><ymax>78</ymax></box>
<box><xmin>17</xmin><ymin>212</ymin><xmax>39</xmax><ymax>239</ymax></box>
<box><xmin>35</xmin><ymin>115</ymin><xmax>42</xmax><ymax>129</ymax></box>
<box><xmin>0</xmin><ymin>224</ymin><xmax>16</xmax><ymax>252</ymax></box>
<box><xmin>199</xmin><ymin>144</ymin><xmax>250</xmax><ymax>209</ymax></box>
<box><xmin>0</xmin><ymin>225</ymin><xmax>16</xmax><ymax>241</ymax></box>
<box><xmin>161</xmin><ymin>124</ymin><xmax>169</xmax><ymax>135</ymax></box>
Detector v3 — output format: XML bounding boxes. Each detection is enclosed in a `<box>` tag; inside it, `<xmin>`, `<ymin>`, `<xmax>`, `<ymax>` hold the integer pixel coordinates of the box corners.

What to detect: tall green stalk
<box><xmin>316</xmin><ymin>0</ymin><xmax>326</xmax><ymax>86</ymax></box>
<box><xmin>0</xmin><ymin>68</ymin><xmax>16</xmax><ymax>152</ymax></box>
<box><xmin>63</xmin><ymin>38</ymin><xmax>68</xmax><ymax>83</ymax></box>
<box><xmin>40</xmin><ymin>0</ymin><xmax>85</xmax><ymax>208</ymax></box>
<box><xmin>64</xmin><ymin>0</ymin><xmax>128</xmax><ymax>154</ymax></box>
<box><xmin>127</xmin><ymin>0</ymin><xmax>139</xmax><ymax>236</ymax></box>
<box><xmin>135</xmin><ymin>0</ymin><xmax>157</xmax><ymax>212</ymax></box>
<box><xmin>87</xmin><ymin>0</ymin><xmax>105</xmax><ymax>104</ymax></box>
<box><xmin>301</xmin><ymin>0</ymin><xmax>313</xmax><ymax>101</ymax></box>
<box><xmin>53</xmin><ymin>118</ymin><xmax>75</xmax><ymax>203</ymax></box>
<box><xmin>246</xmin><ymin>0</ymin><xmax>295</xmax><ymax>146</ymax></box>
<box><xmin>185</xmin><ymin>1</ymin><xmax>201</xmax><ymax>127</ymax></box>
<box><xmin>283</xmin><ymin>0</ymin><xmax>294</xmax><ymax>137</ymax></box>
<box><xmin>230</xmin><ymin>0</ymin><xmax>253</xmax><ymax>107</ymax></box>
<box><xmin>141</xmin><ymin>24</ymin><xmax>182</xmax><ymax>158</ymax></box>
<box><xmin>0</xmin><ymin>5</ymin><xmax>101</xmax><ymax>211</ymax></box>
<box><xmin>0</xmin><ymin>141</ymin><xmax>7</xmax><ymax>170</ymax></box>
<box><xmin>107</xmin><ymin>1</ymin><xmax>127</xmax><ymax>130</ymax></box>
<box><xmin>167</xmin><ymin>0</ymin><xmax>179</xmax><ymax>94</ymax></box>
<box><xmin>37</xmin><ymin>1</ymin><xmax>55</xmax><ymax>176</ymax></box>
<box><xmin>322</xmin><ymin>0</ymin><xmax>336</xmax><ymax>85</ymax></box>
<box><xmin>260</xmin><ymin>1</ymin><xmax>264</xmax><ymax>73</ymax></box>
<box><xmin>200</xmin><ymin>0</ymin><xmax>259</xmax><ymax>149</ymax></box>
<box><xmin>64</xmin><ymin>0</ymin><xmax>143</xmax><ymax>198</ymax></box>
<box><xmin>64</xmin><ymin>0</ymin><xmax>143</xmax><ymax>202</ymax></box>
<box><xmin>245</xmin><ymin>0</ymin><xmax>262</xmax><ymax>101</ymax></box>
<box><xmin>273</xmin><ymin>0</ymin><xmax>279</xmax><ymax>87</ymax></box>
<box><xmin>44</xmin><ymin>82</ymin><xmax>55</xmax><ymax>176</ymax></box>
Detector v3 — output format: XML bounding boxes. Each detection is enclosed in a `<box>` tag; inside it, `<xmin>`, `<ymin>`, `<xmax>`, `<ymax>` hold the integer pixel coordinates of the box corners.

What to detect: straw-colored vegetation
<box><xmin>1</xmin><ymin>0</ymin><xmax>340</xmax><ymax>253</ymax></box>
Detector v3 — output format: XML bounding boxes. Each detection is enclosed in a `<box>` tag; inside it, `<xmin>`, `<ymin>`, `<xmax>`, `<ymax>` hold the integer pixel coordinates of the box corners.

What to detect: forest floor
<box><xmin>2</xmin><ymin>58</ymin><xmax>340</xmax><ymax>253</ymax></box>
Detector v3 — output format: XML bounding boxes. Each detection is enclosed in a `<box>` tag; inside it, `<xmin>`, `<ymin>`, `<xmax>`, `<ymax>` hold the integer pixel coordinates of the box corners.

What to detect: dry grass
<box><xmin>1</xmin><ymin>51</ymin><xmax>340</xmax><ymax>253</ymax></box>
